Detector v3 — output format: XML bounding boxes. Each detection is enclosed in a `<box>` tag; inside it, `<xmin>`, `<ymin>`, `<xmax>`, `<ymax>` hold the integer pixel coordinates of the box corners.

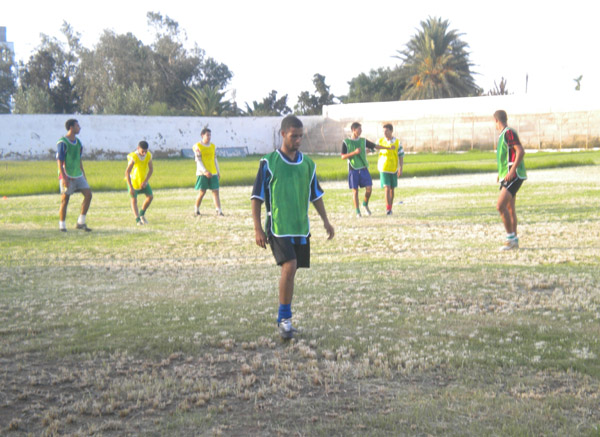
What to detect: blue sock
<box><xmin>278</xmin><ymin>304</ymin><xmax>292</xmax><ymax>324</ymax></box>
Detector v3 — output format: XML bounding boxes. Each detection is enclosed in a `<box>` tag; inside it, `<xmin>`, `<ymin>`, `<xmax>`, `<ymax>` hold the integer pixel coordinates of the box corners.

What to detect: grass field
<box><xmin>1</xmin><ymin>165</ymin><xmax>599</xmax><ymax>436</ymax></box>
<box><xmin>1</xmin><ymin>149</ymin><xmax>599</xmax><ymax>196</ymax></box>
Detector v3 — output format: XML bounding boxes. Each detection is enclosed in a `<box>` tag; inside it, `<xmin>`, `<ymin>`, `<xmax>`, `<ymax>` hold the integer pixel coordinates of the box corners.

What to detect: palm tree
<box><xmin>396</xmin><ymin>17</ymin><xmax>480</xmax><ymax>100</ymax></box>
<box><xmin>185</xmin><ymin>85</ymin><xmax>232</xmax><ymax>116</ymax></box>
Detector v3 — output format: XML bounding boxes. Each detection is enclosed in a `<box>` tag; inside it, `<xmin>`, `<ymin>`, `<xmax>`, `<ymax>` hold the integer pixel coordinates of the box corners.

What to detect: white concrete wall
<box><xmin>2</xmin><ymin>93</ymin><xmax>600</xmax><ymax>159</ymax></box>
<box><xmin>0</xmin><ymin>115</ymin><xmax>288</xmax><ymax>159</ymax></box>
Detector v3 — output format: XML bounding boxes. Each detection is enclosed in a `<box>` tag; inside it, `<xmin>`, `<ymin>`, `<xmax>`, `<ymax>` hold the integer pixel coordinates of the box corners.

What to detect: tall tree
<box><xmin>0</xmin><ymin>44</ymin><xmax>17</xmax><ymax>113</ymax></box>
<box><xmin>147</xmin><ymin>12</ymin><xmax>232</xmax><ymax>110</ymax></box>
<box><xmin>245</xmin><ymin>90</ymin><xmax>291</xmax><ymax>116</ymax></box>
<box><xmin>396</xmin><ymin>17</ymin><xmax>480</xmax><ymax>100</ymax></box>
<box><xmin>78</xmin><ymin>30</ymin><xmax>152</xmax><ymax>113</ymax></box>
<box><xmin>344</xmin><ymin>67</ymin><xmax>405</xmax><ymax>103</ymax></box>
<box><xmin>19</xmin><ymin>22</ymin><xmax>82</xmax><ymax>113</ymax></box>
<box><xmin>295</xmin><ymin>74</ymin><xmax>336</xmax><ymax>115</ymax></box>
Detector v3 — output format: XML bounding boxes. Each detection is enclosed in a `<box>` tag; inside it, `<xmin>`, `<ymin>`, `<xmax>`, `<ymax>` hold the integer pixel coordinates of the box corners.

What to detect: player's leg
<box><xmin>506</xmin><ymin>195</ymin><xmax>517</xmax><ymax>236</ymax></box>
<box><xmin>351</xmin><ymin>189</ymin><xmax>360</xmax><ymax>216</ymax></box>
<box><xmin>212</xmin><ymin>189</ymin><xmax>223</xmax><ymax>215</ymax></box>
<box><xmin>195</xmin><ymin>189</ymin><xmax>206</xmax><ymax>214</ymax></box>
<box><xmin>497</xmin><ymin>187</ymin><xmax>517</xmax><ymax>249</ymax></box>
<box><xmin>363</xmin><ymin>185</ymin><xmax>372</xmax><ymax>215</ymax></box>
<box><xmin>59</xmin><ymin>193</ymin><xmax>70</xmax><ymax>231</ymax></box>
<box><xmin>130</xmin><ymin>194</ymin><xmax>141</xmax><ymax>224</ymax></box>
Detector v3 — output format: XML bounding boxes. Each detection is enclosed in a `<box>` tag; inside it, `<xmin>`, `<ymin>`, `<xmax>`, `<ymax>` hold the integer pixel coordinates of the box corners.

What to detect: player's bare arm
<box><xmin>251</xmin><ymin>198</ymin><xmax>267</xmax><ymax>248</ymax></box>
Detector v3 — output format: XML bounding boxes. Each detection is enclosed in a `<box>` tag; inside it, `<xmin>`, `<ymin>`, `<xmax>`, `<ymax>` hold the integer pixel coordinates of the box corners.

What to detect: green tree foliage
<box><xmin>294</xmin><ymin>74</ymin><xmax>336</xmax><ymax>115</ymax></box>
<box><xmin>185</xmin><ymin>85</ymin><xmax>232</xmax><ymax>116</ymax></box>
<box><xmin>397</xmin><ymin>17</ymin><xmax>480</xmax><ymax>100</ymax></box>
<box><xmin>0</xmin><ymin>44</ymin><xmax>17</xmax><ymax>113</ymax></box>
<box><xmin>244</xmin><ymin>90</ymin><xmax>291</xmax><ymax>116</ymax></box>
<box><xmin>344</xmin><ymin>67</ymin><xmax>406</xmax><ymax>103</ymax></box>
<box><xmin>103</xmin><ymin>83</ymin><xmax>152</xmax><ymax>115</ymax></box>
<box><xmin>78</xmin><ymin>31</ymin><xmax>152</xmax><ymax>113</ymax></box>
<box><xmin>18</xmin><ymin>22</ymin><xmax>81</xmax><ymax>113</ymax></box>
<box><xmin>13</xmin><ymin>86</ymin><xmax>54</xmax><ymax>114</ymax></box>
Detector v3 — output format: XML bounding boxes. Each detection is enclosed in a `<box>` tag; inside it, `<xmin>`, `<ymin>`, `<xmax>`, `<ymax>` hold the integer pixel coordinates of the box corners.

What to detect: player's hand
<box><xmin>255</xmin><ymin>228</ymin><xmax>268</xmax><ymax>249</ymax></box>
<box><xmin>63</xmin><ymin>177</ymin><xmax>70</xmax><ymax>189</ymax></box>
<box><xmin>504</xmin><ymin>171</ymin><xmax>515</xmax><ymax>182</ymax></box>
<box><xmin>204</xmin><ymin>171</ymin><xmax>212</xmax><ymax>178</ymax></box>
<box><xmin>324</xmin><ymin>221</ymin><xmax>335</xmax><ymax>240</ymax></box>
<box><xmin>397</xmin><ymin>169</ymin><xmax>402</xmax><ymax>178</ymax></box>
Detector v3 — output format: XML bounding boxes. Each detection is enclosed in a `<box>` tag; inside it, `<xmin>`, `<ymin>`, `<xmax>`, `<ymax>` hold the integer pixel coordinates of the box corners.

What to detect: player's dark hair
<box><xmin>351</xmin><ymin>122</ymin><xmax>362</xmax><ymax>131</ymax></box>
<box><xmin>383</xmin><ymin>123</ymin><xmax>393</xmax><ymax>131</ymax></box>
<box><xmin>494</xmin><ymin>110</ymin><xmax>508</xmax><ymax>125</ymax></box>
<box><xmin>138</xmin><ymin>140</ymin><xmax>149</xmax><ymax>150</ymax></box>
<box><xmin>201</xmin><ymin>127</ymin><xmax>211</xmax><ymax>136</ymax></box>
<box><xmin>281</xmin><ymin>115</ymin><xmax>303</xmax><ymax>132</ymax></box>
<box><xmin>65</xmin><ymin>119</ymin><xmax>78</xmax><ymax>131</ymax></box>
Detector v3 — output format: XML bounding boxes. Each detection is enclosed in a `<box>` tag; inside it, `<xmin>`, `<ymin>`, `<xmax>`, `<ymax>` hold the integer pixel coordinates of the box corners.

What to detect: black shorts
<box><xmin>500</xmin><ymin>177</ymin><xmax>524</xmax><ymax>197</ymax></box>
<box><xmin>268</xmin><ymin>235</ymin><xmax>310</xmax><ymax>268</ymax></box>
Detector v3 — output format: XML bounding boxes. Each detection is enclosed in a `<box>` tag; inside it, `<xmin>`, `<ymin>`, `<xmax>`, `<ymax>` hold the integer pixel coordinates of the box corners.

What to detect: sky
<box><xmin>4</xmin><ymin>0</ymin><xmax>599</xmax><ymax>108</ymax></box>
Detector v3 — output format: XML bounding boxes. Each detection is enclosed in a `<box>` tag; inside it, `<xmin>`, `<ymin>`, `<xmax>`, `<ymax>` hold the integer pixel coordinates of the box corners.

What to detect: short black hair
<box><xmin>281</xmin><ymin>115</ymin><xmax>303</xmax><ymax>132</ymax></box>
<box><xmin>138</xmin><ymin>140</ymin><xmax>149</xmax><ymax>150</ymax></box>
<box><xmin>351</xmin><ymin>122</ymin><xmax>361</xmax><ymax>131</ymax></box>
<box><xmin>65</xmin><ymin>119</ymin><xmax>78</xmax><ymax>131</ymax></box>
<box><xmin>383</xmin><ymin>123</ymin><xmax>393</xmax><ymax>132</ymax></box>
<box><xmin>494</xmin><ymin>110</ymin><xmax>508</xmax><ymax>125</ymax></box>
<box><xmin>201</xmin><ymin>127</ymin><xmax>211</xmax><ymax>136</ymax></box>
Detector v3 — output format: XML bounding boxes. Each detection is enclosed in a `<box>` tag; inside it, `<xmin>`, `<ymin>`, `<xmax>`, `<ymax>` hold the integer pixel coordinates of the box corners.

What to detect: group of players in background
<box><xmin>56</xmin><ymin>111</ymin><xmax>525</xmax><ymax>339</ymax></box>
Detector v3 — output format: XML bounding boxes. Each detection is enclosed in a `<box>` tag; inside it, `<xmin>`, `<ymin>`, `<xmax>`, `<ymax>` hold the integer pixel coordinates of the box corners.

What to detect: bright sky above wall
<box><xmin>5</xmin><ymin>0</ymin><xmax>598</xmax><ymax>107</ymax></box>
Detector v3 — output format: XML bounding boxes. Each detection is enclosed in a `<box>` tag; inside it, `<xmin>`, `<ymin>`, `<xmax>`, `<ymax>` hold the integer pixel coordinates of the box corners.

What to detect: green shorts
<box><xmin>195</xmin><ymin>175</ymin><xmax>219</xmax><ymax>191</ymax></box>
<box><xmin>380</xmin><ymin>172</ymin><xmax>398</xmax><ymax>188</ymax></box>
<box><xmin>129</xmin><ymin>184</ymin><xmax>153</xmax><ymax>198</ymax></box>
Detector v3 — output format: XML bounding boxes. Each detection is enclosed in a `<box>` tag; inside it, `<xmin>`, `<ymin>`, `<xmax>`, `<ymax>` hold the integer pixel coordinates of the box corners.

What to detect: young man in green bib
<box><xmin>341</xmin><ymin>121</ymin><xmax>394</xmax><ymax>217</ymax></box>
<box><xmin>251</xmin><ymin>115</ymin><xmax>335</xmax><ymax>339</ymax></box>
<box><xmin>56</xmin><ymin>119</ymin><xmax>92</xmax><ymax>232</ymax></box>
<box><xmin>494</xmin><ymin>110</ymin><xmax>527</xmax><ymax>250</ymax></box>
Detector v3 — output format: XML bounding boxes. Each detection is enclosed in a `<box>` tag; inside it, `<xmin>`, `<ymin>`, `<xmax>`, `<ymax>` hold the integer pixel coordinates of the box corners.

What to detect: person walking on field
<box><xmin>252</xmin><ymin>115</ymin><xmax>335</xmax><ymax>340</ymax></box>
<box><xmin>125</xmin><ymin>140</ymin><xmax>154</xmax><ymax>226</ymax></box>
<box><xmin>377</xmin><ymin>123</ymin><xmax>404</xmax><ymax>215</ymax></box>
<box><xmin>494</xmin><ymin>109</ymin><xmax>527</xmax><ymax>250</ymax></box>
<box><xmin>341</xmin><ymin>121</ymin><xmax>394</xmax><ymax>217</ymax></box>
<box><xmin>56</xmin><ymin>119</ymin><xmax>92</xmax><ymax>232</ymax></box>
<box><xmin>193</xmin><ymin>127</ymin><xmax>223</xmax><ymax>216</ymax></box>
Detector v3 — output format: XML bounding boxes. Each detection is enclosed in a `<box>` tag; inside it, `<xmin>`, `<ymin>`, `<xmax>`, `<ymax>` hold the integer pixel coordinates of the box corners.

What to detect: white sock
<box><xmin>507</xmin><ymin>233</ymin><xmax>515</xmax><ymax>240</ymax></box>
<box><xmin>195</xmin><ymin>207</ymin><xmax>199</xmax><ymax>214</ymax></box>
<box><xmin>78</xmin><ymin>214</ymin><xmax>86</xmax><ymax>225</ymax></box>
<box><xmin>59</xmin><ymin>221</ymin><xmax>66</xmax><ymax>230</ymax></box>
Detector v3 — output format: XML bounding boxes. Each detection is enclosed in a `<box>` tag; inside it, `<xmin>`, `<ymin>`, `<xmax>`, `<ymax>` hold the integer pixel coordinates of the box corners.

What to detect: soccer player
<box><xmin>251</xmin><ymin>115</ymin><xmax>335</xmax><ymax>340</ymax></box>
<box><xmin>377</xmin><ymin>123</ymin><xmax>404</xmax><ymax>215</ymax></box>
<box><xmin>341</xmin><ymin>121</ymin><xmax>394</xmax><ymax>217</ymax></box>
<box><xmin>125</xmin><ymin>140</ymin><xmax>154</xmax><ymax>226</ymax></box>
<box><xmin>494</xmin><ymin>109</ymin><xmax>527</xmax><ymax>250</ymax></box>
<box><xmin>193</xmin><ymin>127</ymin><xmax>223</xmax><ymax>216</ymax></box>
<box><xmin>56</xmin><ymin>119</ymin><xmax>92</xmax><ymax>232</ymax></box>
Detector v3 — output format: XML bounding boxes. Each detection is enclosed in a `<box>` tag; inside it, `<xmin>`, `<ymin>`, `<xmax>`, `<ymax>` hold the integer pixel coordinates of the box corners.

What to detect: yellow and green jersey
<box><xmin>127</xmin><ymin>151</ymin><xmax>152</xmax><ymax>190</ymax></box>
<box><xmin>193</xmin><ymin>142</ymin><xmax>218</xmax><ymax>175</ymax></box>
<box><xmin>377</xmin><ymin>137</ymin><xmax>404</xmax><ymax>173</ymax></box>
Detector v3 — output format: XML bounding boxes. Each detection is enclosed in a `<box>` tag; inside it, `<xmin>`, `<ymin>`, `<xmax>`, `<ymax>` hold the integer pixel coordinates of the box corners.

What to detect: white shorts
<box><xmin>60</xmin><ymin>176</ymin><xmax>90</xmax><ymax>195</ymax></box>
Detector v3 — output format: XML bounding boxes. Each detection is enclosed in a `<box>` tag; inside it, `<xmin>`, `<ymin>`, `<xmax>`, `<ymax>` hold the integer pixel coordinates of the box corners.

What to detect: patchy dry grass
<box><xmin>1</xmin><ymin>166</ymin><xmax>599</xmax><ymax>436</ymax></box>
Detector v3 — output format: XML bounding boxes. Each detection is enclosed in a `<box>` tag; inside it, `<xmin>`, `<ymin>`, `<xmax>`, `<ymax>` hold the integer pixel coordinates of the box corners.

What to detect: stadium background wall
<box><xmin>2</xmin><ymin>94</ymin><xmax>599</xmax><ymax>160</ymax></box>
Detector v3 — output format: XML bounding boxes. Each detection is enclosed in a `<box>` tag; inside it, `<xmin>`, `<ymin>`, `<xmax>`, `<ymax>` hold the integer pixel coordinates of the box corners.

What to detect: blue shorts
<box><xmin>348</xmin><ymin>168</ymin><xmax>372</xmax><ymax>189</ymax></box>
